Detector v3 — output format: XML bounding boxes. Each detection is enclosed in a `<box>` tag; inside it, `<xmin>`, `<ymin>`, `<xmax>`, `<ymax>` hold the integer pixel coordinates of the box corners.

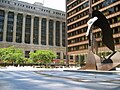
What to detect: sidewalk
<box><xmin>0</xmin><ymin>66</ymin><xmax>80</xmax><ymax>71</ymax></box>
<box><xmin>0</xmin><ymin>66</ymin><xmax>120</xmax><ymax>75</ymax></box>
<box><xmin>64</xmin><ymin>68</ymin><xmax>120</xmax><ymax>75</ymax></box>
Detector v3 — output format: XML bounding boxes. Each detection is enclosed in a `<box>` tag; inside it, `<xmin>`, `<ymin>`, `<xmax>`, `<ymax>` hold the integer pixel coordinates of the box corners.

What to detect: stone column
<box><xmin>39</xmin><ymin>17</ymin><xmax>41</xmax><ymax>45</ymax></box>
<box><xmin>22</xmin><ymin>14</ymin><xmax>26</xmax><ymax>44</ymax></box>
<box><xmin>46</xmin><ymin>18</ymin><xmax>49</xmax><ymax>46</ymax></box>
<box><xmin>60</xmin><ymin>21</ymin><xmax>62</xmax><ymax>47</ymax></box>
<box><xmin>3</xmin><ymin>10</ymin><xmax>8</xmax><ymax>42</ymax></box>
<box><xmin>53</xmin><ymin>20</ymin><xmax>56</xmax><ymax>46</ymax></box>
<box><xmin>61</xmin><ymin>52</ymin><xmax>63</xmax><ymax>60</ymax></box>
<box><xmin>13</xmin><ymin>12</ymin><xmax>17</xmax><ymax>43</ymax></box>
<box><xmin>30</xmin><ymin>15</ymin><xmax>34</xmax><ymax>44</ymax></box>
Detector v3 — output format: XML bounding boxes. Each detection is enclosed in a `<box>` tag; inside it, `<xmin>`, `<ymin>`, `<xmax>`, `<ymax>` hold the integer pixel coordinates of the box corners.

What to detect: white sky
<box><xmin>19</xmin><ymin>0</ymin><xmax>66</xmax><ymax>11</ymax></box>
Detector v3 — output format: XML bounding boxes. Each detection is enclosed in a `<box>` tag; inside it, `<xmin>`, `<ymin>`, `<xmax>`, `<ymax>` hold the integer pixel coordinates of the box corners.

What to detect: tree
<box><xmin>24</xmin><ymin>58</ymin><xmax>33</xmax><ymax>64</ymax></box>
<box><xmin>30</xmin><ymin>50</ymin><xmax>57</xmax><ymax>64</ymax></box>
<box><xmin>80</xmin><ymin>55</ymin><xmax>85</xmax><ymax>67</ymax></box>
<box><xmin>0</xmin><ymin>48</ymin><xmax>5</xmax><ymax>62</ymax></box>
<box><xmin>0</xmin><ymin>46</ymin><xmax>24</xmax><ymax>65</ymax></box>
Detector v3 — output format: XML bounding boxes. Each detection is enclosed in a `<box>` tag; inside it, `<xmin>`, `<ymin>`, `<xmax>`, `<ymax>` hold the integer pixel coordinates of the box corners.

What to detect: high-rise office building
<box><xmin>66</xmin><ymin>0</ymin><xmax>120</xmax><ymax>64</ymax></box>
<box><xmin>0</xmin><ymin>0</ymin><xmax>66</xmax><ymax>62</ymax></box>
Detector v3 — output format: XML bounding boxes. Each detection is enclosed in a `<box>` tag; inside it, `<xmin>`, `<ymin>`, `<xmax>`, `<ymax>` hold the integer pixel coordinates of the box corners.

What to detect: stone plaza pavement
<box><xmin>0</xmin><ymin>66</ymin><xmax>120</xmax><ymax>90</ymax></box>
<box><xmin>0</xmin><ymin>66</ymin><xmax>80</xmax><ymax>71</ymax></box>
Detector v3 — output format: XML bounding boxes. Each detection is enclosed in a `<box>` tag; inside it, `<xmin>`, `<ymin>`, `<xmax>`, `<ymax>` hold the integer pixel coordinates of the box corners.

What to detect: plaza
<box><xmin>0</xmin><ymin>67</ymin><xmax>120</xmax><ymax>90</ymax></box>
<box><xmin>0</xmin><ymin>0</ymin><xmax>120</xmax><ymax>89</ymax></box>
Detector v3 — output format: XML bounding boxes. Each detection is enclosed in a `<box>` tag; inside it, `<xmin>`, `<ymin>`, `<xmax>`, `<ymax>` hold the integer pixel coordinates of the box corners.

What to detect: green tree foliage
<box><xmin>30</xmin><ymin>50</ymin><xmax>57</xmax><ymax>64</ymax></box>
<box><xmin>24</xmin><ymin>58</ymin><xmax>33</xmax><ymax>64</ymax></box>
<box><xmin>80</xmin><ymin>55</ymin><xmax>85</xmax><ymax>67</ymax></box>
<box><xmin>0</xmin><ymin>46</ymin><xmax>24</xmax><ymax>64</ymax></box>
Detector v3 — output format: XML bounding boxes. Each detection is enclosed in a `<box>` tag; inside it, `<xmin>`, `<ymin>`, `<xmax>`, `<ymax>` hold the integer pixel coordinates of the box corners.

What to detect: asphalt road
<box><xmin>0</xmin><ymin>71</ymin><xmax>120</xmax><ymax>90</ymax></box>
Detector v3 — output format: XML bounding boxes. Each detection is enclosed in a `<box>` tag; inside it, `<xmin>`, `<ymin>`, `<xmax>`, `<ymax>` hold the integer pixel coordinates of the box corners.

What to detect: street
<box><xmin>0</xmin><ymin>70</ymin><xmax>120</xmax><ymax>90</ymax></box>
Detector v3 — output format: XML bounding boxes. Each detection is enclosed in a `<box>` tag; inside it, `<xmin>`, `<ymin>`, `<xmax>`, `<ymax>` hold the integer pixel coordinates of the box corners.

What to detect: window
<box><xmin>25</xmin><ymin>51</ymin><xmax>30</xmax><ymax>58</ymax></box>
<box><xmin>6</xmin><ymin>12</ymin><xmax>14</xmax><ymax>42</ymax></box>
<box><xmin>41</xmin><ymin>18</ymin><xmax>46</xmax><ymax>45</ymax></box>
<box><xmin>117</xmin><ymin>16</ymin><xmax>120</xmax><ymax>22</ymax></box>
<box><xmin>16</xmin><ymin>13</ymin><xmax>23</xmax><ymax>43</ymax></box>
<box><xmin>0</xmin><ymin>10</ymin><xmax>4</xmax><ymax>41</ymax></box>
<box><xmin>25</xmin><ymin>15</ymin><xmax>31</xmax><ymax>44</ymax></box>
<box><xmin>70</xmin><ymin>55</ymin><xmax>73</xmax><ymax>59</ymax></box>
<box><xmin>56</xmin><ymin>21</ymin><xmax>60</xmax><ymax>46</ymax></box>
<box><xmin>49</xmin><ymin>20</ymin><xmax>54</xmax><ymax>46</ymax></box>
<box><xmin>33</xmin><ymin>17</ymin><xmax>39</xmax><ymax>44</ymax></box>
<box><xmin>57</xmin><ymin>52</ymin><xmax>60</xmax><ymax>59</ymax></box>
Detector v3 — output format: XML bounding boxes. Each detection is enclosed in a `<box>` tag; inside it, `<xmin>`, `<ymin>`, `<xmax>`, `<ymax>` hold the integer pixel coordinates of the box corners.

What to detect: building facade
<box><xmin>0</xmin><ymin>0</ymin><xmax>66</xmax><ymax>61</ymax></box>
<box><xmin>66</xmin><ymin>0</ymin><xmax>120</xmax><ymax>64</ymax></box>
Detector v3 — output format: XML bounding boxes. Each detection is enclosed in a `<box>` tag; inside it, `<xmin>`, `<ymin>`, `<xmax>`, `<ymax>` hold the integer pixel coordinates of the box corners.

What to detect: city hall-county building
<box><xmin>66</xmin><ymin>0</ymin><xmax>120</xmax><ymax>64</ymax></box>
<box><xmin>0</xmin><ymin>0</ymin><xmax>66</xmax><ymax>61</ymax></box>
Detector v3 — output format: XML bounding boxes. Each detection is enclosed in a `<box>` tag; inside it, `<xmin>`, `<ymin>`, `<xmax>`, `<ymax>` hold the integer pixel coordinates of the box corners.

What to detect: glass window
<box><xmin>41</xmin><ymin>18</ymin><xmax>46</xmax><ymax>45</ymax></box>
<box><xmin>62</xmin><ymin>22</ymin><xmax>66</xmax><ymax>47</ymax></box>
<box><xmin>33</xmin><ymin>17</ymin><xmax>39</xmax><ymax>44</ymax></box>
<box><xmin>25</xmin><ymin>51</ymin><xmax>30</xmax><ymax>58</ymax></box>
<box><xmin>70</xmin><ymin>55</ymin><xmax>73</xmax><ymax>59</ymax></box>
<box><xmin>49</xmin><ymin>19</ymin><xmax>54</xmax><ymax>46</ymax></box>
<box><xmin>56</xmin><ymin>21</ymin><xmax>60</xmax><ymax>46</ymax></box>
<box><xmin>0</xmin><ymin>10</ymin><xmax>4</xmax><ymax>41</ymax></box>
<box><xmin>25</xmin><ymin>15</ymin><xmax>31</xmax><ymax>44</ymax></box>
<box><xmin>16</xmin><ymin>13</ymin><xmax>23</xmax><ymax>43</ymax></box>
<box><xmin>117</xmin><ymin>15</ymin><xmax>120</xmax><ymax>22</ymax></box>
<box><xmin>57</xmin><ymin>52</ymin><xmax>60</xmax><ymax>59</ymax></box>
<box><xmin>6</xmin><ymin>12</ymin><xmax>14</xmax><ymax>42</ymax></box>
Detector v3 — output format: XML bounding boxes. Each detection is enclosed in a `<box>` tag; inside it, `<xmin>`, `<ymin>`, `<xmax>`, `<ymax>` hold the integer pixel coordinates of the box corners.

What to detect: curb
<box><xmin>64</xmin><ymin>70</ymin><xmax>120</xmax><ymax>75</ymax></box>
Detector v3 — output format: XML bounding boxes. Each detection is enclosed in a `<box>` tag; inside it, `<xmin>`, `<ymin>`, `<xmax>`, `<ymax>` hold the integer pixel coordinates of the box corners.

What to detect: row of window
<box><xmin>67</xmin><ymin>14</ymin><xmax>120</xmax><ymax>38</ymax></box>
<box><xmin>0</xmin><ymin>0</ymin><xmax>65</xmax><ymax>16</ymax></box>
<box><xmin>68</xmin><ymin>27</ymin><xmax>87</xmax><ymax>37</ymax></box>
<box><xmin>93</xmin><ymin>26</ymin><xmax>120</xmax><ymax>38</ymax></box>
<box><xmin>67</xmin><ymin>0</ymin><xmax>104</xmax><ymax>17</ymax></box>
<box><xmin>0</xmin><ymin>0</ymin><xmax>10</xmax><ymax>4</ymax></box>
<box><xmin>0</xmin><ymin>10</ymin><xmax>66</xmax><ymax>46</ymax></box>
<box><xmin>67</xmin><ymin>0</ymin><xmax>117</xmax><ymax>12</ymax></box>
<box><xmin>108</xmin><ymin>15</ymin><xmax>120</xmax><ymax>24</ymax></box>
<box><xmin>68</xmin><ymin>14</ymin><xmax>120</xmax><ymax>31</ymax></box>
<box><xmin>68</xmin><ymin>18</ymin><xmax>88</xmax><ymax>30</ymax></box>
<box><xmin>67</xmin><ymin>1</ymin><xmax>89</xmax><ymax>17</ymax></box>
<box><xmin>68</xmin><ymin>36</ymin><xmax>87</xmax><ymax>45</ymax></box>
<box><xmin>68</xmin><ymin>44</ymin><xmax>88</xmax><ymax>52</ymax></box>
<box><xmin>69</xmin><ymin>51</ymin><xmax>113</xmax><ymax>60</ymax></box>
<box><xmin>68</xmin><ymin>26</ymin><xmax>120</xmax><ymax>45</ymax></box>
<box><xmin>103</xmin><ymin>5</ymin><xmax>120</xmax><ymax>16</ymax></box>
<box><xmin>113</xmin><ymin>26</ymin><xmax>120</xmax><ymax>34</ymax></box>
<box><xmin>67</xmin><ymin>0</ymin><xmax>100</xmax><ymax>11</ymax></box>
<box><xmin>68</xmin><ymin>37</ymin><xmax>120</xmax><ymax>52</ymax></box>
<box><xmin>67</xmin><ymin>1</ymin><xmax>119</xmax><ymax>24</ymax></box>
<box><xmin>67</xmin><ymin>10</ymin><xmax>89</xmax><ymax>24</ymax></box>
<box><xmin>14</xmin><ymin>3</ymin><xmax>36</xmax><ymax>10</ymax></box>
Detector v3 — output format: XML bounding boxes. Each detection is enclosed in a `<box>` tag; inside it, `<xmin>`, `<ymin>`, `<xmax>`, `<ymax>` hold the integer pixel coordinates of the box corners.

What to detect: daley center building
<box><xmin>66</xmin><ymin>0</ymin><xmax>120</xmax><ymax>64</ymax></box>
<box><xmin>0</xmin><ymin>0</ymin><xmax>66</xmax><ymax>62</ymax></box>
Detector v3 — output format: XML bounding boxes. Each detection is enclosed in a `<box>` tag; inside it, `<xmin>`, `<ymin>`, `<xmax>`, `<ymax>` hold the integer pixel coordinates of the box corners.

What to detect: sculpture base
<box><xmin>81</xmin><ymin>51</ymin><xmax>120</xmax><ymax>71</ymax></box>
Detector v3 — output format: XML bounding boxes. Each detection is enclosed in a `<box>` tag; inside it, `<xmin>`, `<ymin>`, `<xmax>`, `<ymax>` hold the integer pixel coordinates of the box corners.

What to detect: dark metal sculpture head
<box><xmin>92</xmin><ymin>10</ymin><xmax>115</xmax><ymax>51</ymax></box>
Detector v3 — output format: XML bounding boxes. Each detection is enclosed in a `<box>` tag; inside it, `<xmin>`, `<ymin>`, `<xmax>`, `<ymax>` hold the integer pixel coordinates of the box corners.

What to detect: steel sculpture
<box><xmin>81</xmin><ymin>0</ymin><xmax>120</xmax><ymax>71</ymax></box>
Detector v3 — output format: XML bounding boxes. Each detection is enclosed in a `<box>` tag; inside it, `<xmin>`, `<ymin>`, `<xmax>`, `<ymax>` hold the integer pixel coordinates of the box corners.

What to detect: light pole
<box><xmin>85</xmin><ymin>0</ymin><xmax>97</xmax><ymax>70</ymax></box>
<box><xmin>88</xmin><ymin>0</ymin><xmax>93</xmax><ymax>51</ymax></box>
<box><xmin>65</xmin><ymin>0</ymin><xmax>69</xmax><ymax>67</ymax></box>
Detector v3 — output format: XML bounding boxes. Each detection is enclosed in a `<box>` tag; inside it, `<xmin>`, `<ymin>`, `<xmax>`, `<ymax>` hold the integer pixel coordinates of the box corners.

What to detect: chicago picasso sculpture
<box><xmin>83</xmin><ymin>10</ymin><xmax>120</xmax><ymax>71</ymax></box>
